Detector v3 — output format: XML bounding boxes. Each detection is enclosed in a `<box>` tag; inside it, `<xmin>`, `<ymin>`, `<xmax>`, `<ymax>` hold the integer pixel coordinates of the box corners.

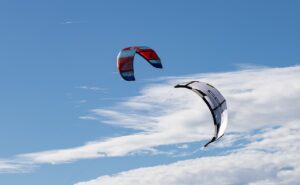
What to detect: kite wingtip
<box><xmin>204</xmin><ymin>137</ymin><xmax>217</xmax><ymax>148</ymax></box>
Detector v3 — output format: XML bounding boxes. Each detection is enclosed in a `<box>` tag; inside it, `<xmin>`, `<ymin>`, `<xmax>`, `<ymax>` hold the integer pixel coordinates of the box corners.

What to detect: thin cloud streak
<box><xmin>77</xmin><ymin>86</ymin><xmax>108</xmax><ymax>92</ymax></box>
<box><xmin>60</xmin><ymin>21</ymin><xmax>88</xmax><ymax>25</ymax></box>
<box><xmin>0</xmin><ymin>160</ymin><xmax>35</xmax><ymax>173</ymax></box>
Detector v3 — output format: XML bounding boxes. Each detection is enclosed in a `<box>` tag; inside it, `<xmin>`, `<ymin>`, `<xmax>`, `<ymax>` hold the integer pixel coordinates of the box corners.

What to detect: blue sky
<box><xmin>1</xmin><ymin>1</ymin><xmax>300</xmax><ymax>185</ymax></box>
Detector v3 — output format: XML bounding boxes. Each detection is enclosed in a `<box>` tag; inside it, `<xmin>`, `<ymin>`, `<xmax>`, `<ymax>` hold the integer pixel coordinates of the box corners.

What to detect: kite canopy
<box><xmin>117</xmin><ymin>46</ymin><xmax>162</xmax><ymax>81</ymax></box>
<box><xmin>174</xmin><ymin>81</ymin><xmax>228</xmax><ymax>147</ymax></box>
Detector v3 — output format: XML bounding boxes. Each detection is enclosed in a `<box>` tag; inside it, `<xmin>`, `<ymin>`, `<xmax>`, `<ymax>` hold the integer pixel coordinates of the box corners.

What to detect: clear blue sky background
<box><xmin>0</xmin><ymin>0</ymin><xmax>300</xmax><ymax>184</ymax></box>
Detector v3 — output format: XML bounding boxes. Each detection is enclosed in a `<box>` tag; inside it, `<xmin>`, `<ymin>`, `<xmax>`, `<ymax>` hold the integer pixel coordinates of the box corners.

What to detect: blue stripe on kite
<box><xmin>149</xmin><ymin>59</ymin><xmax>161</xmax><ymax>64</ymax></box>
<box><xmin>137</xmin><ymin>46</ymin><xmax>150</xmax><ymax>50</ymax></box>
<box><xmin>122</xmin><ymin>75</ymin><xmax>135</xmax><ymax>81</ymax></box>
<box><xmin>149</xmin><ymin>60</ymin><xmax>163</xmax><ymax>68</ymax></box>
<box><xmin>121</xmin><ymin>71</ymin><xmax>135</xmax><ymax>81</ymax></box>
<box><xmin>118</xmin><ymin>50</ymin><xmax>136</xmax><ymax>58</ymax></box>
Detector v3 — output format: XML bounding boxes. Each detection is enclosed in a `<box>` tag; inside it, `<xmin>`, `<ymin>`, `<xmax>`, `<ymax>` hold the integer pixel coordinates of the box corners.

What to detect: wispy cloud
<box><xmin>233</xmin><ymin>63</ymin><xmax>269</xmax><ymax>70</ymax></box>
<box><xmin>1</xmin><ymin>65</ymin><xmax>300</xmax><ymax>177</ymax></box>
<box><xmin>77</xmin><ymin>86</ymin><xmax>108</xmax><ymax>92</ymax></box>
<box><xmin>75</xmin><ymin>121</ymin><xmax>300</xmax><ymax>185</ymax></box>
<box><xmin>75</xmin><ymin>66</ymin><xmax>300</xmax><ymax>185</ymax></box>
<box><xmin>72</xmin><ymin>100</ymin><xmax>87</xmax><ymax>104</ymax></box>
<box><xmin>60</xmin><ymin>21</ymin><xmax>88</xmax><ymax>25</ymax></box>
<box><xmin>0</xmin><ymin>160</ymin><xmax>35</xmax><ymax>173</ymax></box>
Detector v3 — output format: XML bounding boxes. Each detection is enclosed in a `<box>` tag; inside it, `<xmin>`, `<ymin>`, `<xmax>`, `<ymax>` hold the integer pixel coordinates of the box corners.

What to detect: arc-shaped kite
<box><xmin>117</xmin><ymin>46</ymin><xmax>162</xmax><ymax>81</ymax></box>
<box><xmin>175</xmin><ymin>81</ymin><xmax>228</xmax><ymax>147</ymax></box>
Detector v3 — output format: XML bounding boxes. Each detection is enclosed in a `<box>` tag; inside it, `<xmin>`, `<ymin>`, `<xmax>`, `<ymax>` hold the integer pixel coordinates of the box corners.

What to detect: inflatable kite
<box><xmin>117</xmin><ymin>46</ymin><xmax>162</xmax><ymax>81</ymax></box>
<box><xmin>175</xmin><ymin>81</ymin><xmax>228</xmax><ymax>147</ymax></box>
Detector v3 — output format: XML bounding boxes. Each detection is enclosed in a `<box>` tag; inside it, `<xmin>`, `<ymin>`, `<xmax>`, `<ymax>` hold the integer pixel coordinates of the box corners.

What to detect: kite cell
<box><xmin>174</xmin><ymin>81</ymin><xmax>228</xmax><ymax>147</ymax></box>
<box><xmin>117</xmin><ymin>46</ymin><xmax>162</xmax><ymax>81</ymax></box>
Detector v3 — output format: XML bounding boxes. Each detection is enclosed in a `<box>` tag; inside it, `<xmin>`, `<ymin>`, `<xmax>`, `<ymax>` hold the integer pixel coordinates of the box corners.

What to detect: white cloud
<box><xmin>1</xmin><ymin>65</ymin><xmax>300</xmax><ymax>178</ymax></box>
<box><xmin>60</xmin><ymin>21</ymin><xmax>88</xmax><ymax>25</ymax></box>
<box><xmin>0</xmin><ymin>160</ymin><xmax>34</xmax><ymax>173</ymax></box>
<box><xmin>77</xmin><ymin>86</ymin><xmax>108</xmax><ymax>92</ymax></box>
<box><xmin>75</xmin><ymin>120</ymin><xmax>300</xmax><ymax>185</ymax></box>
<box><xmin>177</xmin><ymin>144</ymin><xmax>189</xmax><ymax>149</ymax></box>
<box><xmin>73</xmin><ymin>65</ymin><xmax>300</xmax><ymax>184</ymax></box>
<box><xmin>72</xmin><ymin>100</ymin><xmax>87</xmax><ymax>104</ymax></box>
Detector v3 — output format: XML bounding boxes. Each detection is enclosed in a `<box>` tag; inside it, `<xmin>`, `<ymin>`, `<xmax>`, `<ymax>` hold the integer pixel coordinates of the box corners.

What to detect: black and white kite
<box><xmin>175</xmin><ymin>81</ymin><xmax>228</xmax><ymax>147</ymax></box>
